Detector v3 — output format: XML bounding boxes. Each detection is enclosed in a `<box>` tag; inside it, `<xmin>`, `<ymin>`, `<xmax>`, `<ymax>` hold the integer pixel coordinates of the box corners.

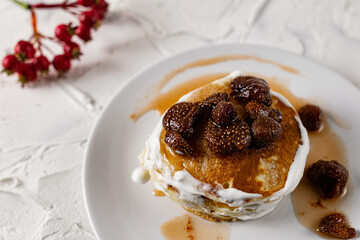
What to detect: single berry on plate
<box><xmin>317</xmin><ymin>213</ymin><xmax>356</xmax><ymax>239</ymax></box>
<box><xmin>298</xmin><ymin>104</ymin><xmax>322</xmax><ymax>131</ymax></box>
<box><xmin>14</xmin><ymin>40</ymin><xmax>35</xmax><ymax>59</ymax></box>
<box><xmin>306</xmin><ymin>160</ymin><xmax>348</xmax><ymax>199</ymax></box>
<box><xmin>63</xmin><ymin>42</ymin><xmax>82</xmax><ymax>59</ymax></box>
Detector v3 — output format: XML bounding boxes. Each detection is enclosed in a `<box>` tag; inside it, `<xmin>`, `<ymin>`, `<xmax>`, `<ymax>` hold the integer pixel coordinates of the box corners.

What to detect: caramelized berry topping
<box><xmin>162</xmin><ymin>102</ymin><xmax>202</xmax><ymax>137</ymax></box>
<box><xmin>205</xmin><ymin>119</ymin><xmax>251</xmax><ymax>155</ymax></box>
<box><xmin>298</xmin><ymin>104</ymin><xmax>322</xmax><ymax>131</ymax></box>
<box><xmin>201</xmin><ymin>92</ymin><xmax>229</xmax><ymax>109</ymax></box>
<box><xmin>164</xmin><ymin>131</ymin><xmax>193</xmax><ymax>156</ymax></box>
<box><xmin>269</xmin><ymin>109</ymin><xmax>283</xmax><ymax>123</ymax></box>
<box><xmin>230</xmin><ymin>76</ymin><xmax>272</xmax><ymax>106</ymax></box>
<box><xmin>251</xmin><ymin>116</ymin><xmax>282</xmax><ymax>148</ymax></box>
<box><xmin>245</xmin><ymin>101</ymin><xmax>282</xmax><ymax>123</ymax></box>
<box><xmin>211</xmin><ymin>101</ymin><xmax>237</xmax><ymax>126</ymax></box>
<box><xmin>317</xmin><ymin>213</ymin><xmax>356</xmax><ymax>239</ymax></box>
<box><xmin>306</xmin><ymin>160</ymin><xmax>348</xmax><ymax>199</ymax></box>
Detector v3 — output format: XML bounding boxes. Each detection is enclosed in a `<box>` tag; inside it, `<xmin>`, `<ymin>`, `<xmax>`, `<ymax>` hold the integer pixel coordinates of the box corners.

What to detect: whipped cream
<box><xmin>138</xmin><ymin>71</ymin><xmax>309</xmax><ymax>220</ymax></box>
<box><xmin>132</xmin><ymin>167</ymin><xmax>150</xmax><ymax>184</ymax></box>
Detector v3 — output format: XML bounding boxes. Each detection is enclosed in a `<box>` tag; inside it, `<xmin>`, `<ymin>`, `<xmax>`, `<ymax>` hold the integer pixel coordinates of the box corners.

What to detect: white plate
<box><xmin>83</xmin><ymin>44</ymin><xmax>360</xmax><ymax>240</ymax></box>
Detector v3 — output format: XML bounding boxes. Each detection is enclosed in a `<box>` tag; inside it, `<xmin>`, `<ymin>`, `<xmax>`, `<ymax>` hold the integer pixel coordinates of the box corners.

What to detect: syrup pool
<box><xmin>265</xmin><ymin>76</ymin><xmax>352</xmax><ymax>237</ymax></box>
<box><xmin>130</xmin><ymin>54</ymin><xmax>299</xmax><ymax>121</ymax></box>
<box><xmin>161</xmin><ymin>214</ymin><xmax>231</xmax><ymax>240</ymax></box>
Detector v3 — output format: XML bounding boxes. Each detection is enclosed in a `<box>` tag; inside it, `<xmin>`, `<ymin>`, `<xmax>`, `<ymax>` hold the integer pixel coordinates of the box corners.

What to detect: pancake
<box><xmin>139</xmin><ymin>71</ymin><xmax>309</xmax><ymax>221</ymax></box>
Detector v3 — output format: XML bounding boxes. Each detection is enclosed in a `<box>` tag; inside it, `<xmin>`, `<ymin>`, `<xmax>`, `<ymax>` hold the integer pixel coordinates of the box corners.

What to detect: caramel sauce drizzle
<box><xmin>153</xmin><ymin>189</ymin><xmax>165</xmax><ymax>197</ymax></box>
<box><xmin>130</xmin><ymin>55</ymin><xmax>299</xmax><ymax>121</ymax></box>
<box><xmin>161</xmin><ymin>214</ymin><xmax>231</xmax><ymax>240</ymax></box>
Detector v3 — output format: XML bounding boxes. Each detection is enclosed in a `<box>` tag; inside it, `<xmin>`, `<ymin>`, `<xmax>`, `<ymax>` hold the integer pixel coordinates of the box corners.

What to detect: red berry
<box><xmin>77</xmin><ymin>0</ymin><xmax>95</xmax><ymax>7</ymax></box>
<box><xmin>63</xmin><ymin>42</ymin><xmax>82</xmax><ymax>59</ymax></box>
<box><xmin>35</xmin><ymin>55</ymin><xmax>50</xmax><ymax>72</ymax></box>
<box><xmin>94</xmin><ymin>0</ymin><xmax>108</xmax><ymax>13</ymax></box>
<box><xmin>17</xmin><ymin>63</ymin><xmax>37</xmax><ymax>83</ymax></box>
<box><xmin>55</xmin><ymin>24</ymin><xmax>75</xmax><ymax>42</ymax></box>
<box><xmin>14</xmin><ymin>40</ymin><xmax>35</xmax><ymax>59</ymax></box>
<box><xmin>53</xmin><ymin>55</ymin><xmax>71</xmax><ymax>73</ymax></box>
<box><xmin>2</xmin><ymin>54</ymin><xmax>19</xmax><ymax>74</ymax></box>
<box><xmin>75</xmin><ymin>25</ymin><xmax>92</xmax><ymax>42</ymax></box>
<box><xmin>79</xmin><ymin>9</ymin><xmax>101</xmax><ymax>29</ymax></box>
<box><xmin>93</xmin><ymin>7</ymin><xmax>105</xmax><ymax>21</ymax></box>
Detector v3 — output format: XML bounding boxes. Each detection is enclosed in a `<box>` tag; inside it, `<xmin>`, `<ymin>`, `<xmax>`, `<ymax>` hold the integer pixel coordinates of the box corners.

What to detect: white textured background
<box><xmin>0</xmin><ymin>0</ymin><xmax>359</xmax><ymax>239</ymax></box>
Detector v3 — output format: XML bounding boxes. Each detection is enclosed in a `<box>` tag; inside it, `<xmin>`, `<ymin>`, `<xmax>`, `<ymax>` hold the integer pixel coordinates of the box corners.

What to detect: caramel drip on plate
<box><xmin>158</xmin><ymin>55</ymin><xmax>298</xmax><ymax>91</ymax></box>
<box><xmin>130</xmin><ymin>55</ymin><xmax>299</xmax><ymax>121</ymax></box>
<box><xmin>291</xmin><ymin>119</ymin><xmax>350</xmax><ymax>237</ymax></box>
<box><xmin>161</xmin><ymin>214</ymin><xmax>231</xmax><ymax>240</ymax></box>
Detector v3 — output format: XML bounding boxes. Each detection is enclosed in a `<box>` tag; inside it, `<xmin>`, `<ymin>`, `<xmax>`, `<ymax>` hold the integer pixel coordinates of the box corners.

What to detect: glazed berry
<box><xmin>79</xmin><ymin>9</ymin><xmax>101</xmax><ymax>29</ymax></box>
<box><xmin>55</xmin><ymin>24</ymin><xmax>75</xmax><ymax>42</ymax></box>
<box><xmin>298</xmin><ymin>104</ymin><xmax>322</xmax><ymax>131</ymax></box>
<box><xmin>211</xmin><ymin>101</ymin><xmax>237</xmax><ymax>126</ymax></box>
<box><xmin>205</xmin><ymin>119</ymin><xmax>251</xmax><ymax>155</ymax></box>
<box><xmin>17</xmin><ymin>63</ymin><xmax>37</xmax><ymax>83</ymax></box>
<box><xmin>201</xmin><ymin>92</ymin><xmax>229</xmax><ymax>109</ymax></box>
<box><xmin>251</xmin><ymin>115</ymin><xmax>282</xmax><ymax>148</ymax></box>
<box><xmin>14</xmin><ymin>40</ymin><xmax>35</xmax><ymax>59</ymax></box>
<box><xmin>77</xmin><ymin>0</ymin><xmax>95</xmax><ymax>7</ymax></box>
<box><xmin>75</xmin><ymin>24</ymin><xmax>92</xmax><ymax>42</ymax></box>
<box><xmin>35</xmin><ymin>55</ymin><xmax>50</xmax><ymax>72</ymax></box>
<box><xmin>165</xmin><ymin>131</ymin><xmax>193</xmax><ymax>156</ymax></box>
<box><xmin>63</xmin><ymin>42</ymin><xmax>82</xmax><ymax>59</ymax></box>
<box><xmin>268</xmin><ymin>109</ymin><xmax>283</xmax><ymax>123</ymax></box>
<box><xmin>317</xmin><ymin>213</ymin><xmax>356</xmax><ymax>239</ymax></box>
<box><xmin>230</xmin><ymin>76</ymin><xmax>272</xmax><ymax>106</ymax></box>
<box><xmin>2</xmin><ymin>54</ymin><xmax>19</xmax><ymax>74</ymax></box>
<box><xmin>53</xmin><ymin>55</ymin><xmax>71</xmax><ymax>73</ymax></box>
<box><xmin>306</xmin><ymin>160</ymin><xmax>348</xmax><ymax>199</ymax></box>
<box><xmin>163</xmin><ymin>102</ymin><xmax>202</xmax><ymax>137</ymax></box>
<box><xmin>245</xmin><ymin>101</ymin><xmax>282</xmax><ymax>123</ymax></box>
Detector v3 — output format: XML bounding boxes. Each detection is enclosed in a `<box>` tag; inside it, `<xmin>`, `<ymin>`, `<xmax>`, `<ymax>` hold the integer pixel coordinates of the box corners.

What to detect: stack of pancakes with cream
<box><xmin>139</xmin><ymin>71</ymin><xmax>309</xmax><ymax>221</ymax></box>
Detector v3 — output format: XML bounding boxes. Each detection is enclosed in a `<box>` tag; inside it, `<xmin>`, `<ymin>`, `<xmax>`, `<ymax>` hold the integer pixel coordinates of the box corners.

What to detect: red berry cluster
<box><xmin>2</xmin><ymin>0</ymin><xmax>108</xmax><ymax>86</ymax></box>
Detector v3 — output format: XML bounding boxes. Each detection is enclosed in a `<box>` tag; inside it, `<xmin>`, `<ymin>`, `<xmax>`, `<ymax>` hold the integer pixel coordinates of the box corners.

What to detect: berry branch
<box><xmin>2</xmin><ymin>0</ymin><xmax>109</xmax><ymax>86</ymax></box>
<box><xmin>31</xmin><ymin>2</ymin><xmax>78</xmax><ymax>9</ymax></box>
